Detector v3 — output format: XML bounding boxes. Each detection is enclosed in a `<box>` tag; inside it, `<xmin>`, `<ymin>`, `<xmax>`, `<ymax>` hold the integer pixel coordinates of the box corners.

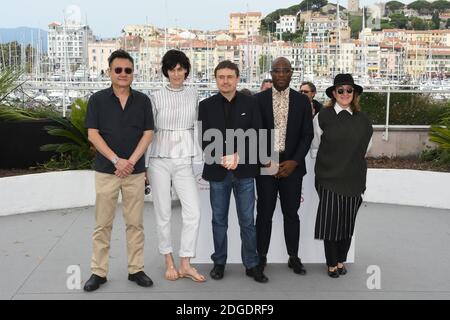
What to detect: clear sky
<box><xmin>3</xmin><ymin>0</ymin><xmax>412</xmax><ymax>38</ymax></box>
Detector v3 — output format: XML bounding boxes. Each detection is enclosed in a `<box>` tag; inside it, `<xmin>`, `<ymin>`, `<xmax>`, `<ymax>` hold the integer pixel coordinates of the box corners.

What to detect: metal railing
<box><xmin>13</xmin><ymin>81</ymin><xmax>449</xmax><ymax>141</ymax></box>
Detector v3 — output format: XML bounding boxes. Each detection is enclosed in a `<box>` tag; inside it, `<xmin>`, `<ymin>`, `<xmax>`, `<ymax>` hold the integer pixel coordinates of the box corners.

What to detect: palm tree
<box><xmin>429</xmin><ymin>110</ymin><xmax>450</xmax><ymax>151</ymax></box>
<box><xmin>40</xmin><ymin>98</ymin><xmax>95</xmax><ymax>170</ymax></box>
<box><xmin>0</xmin><ymin>67</ymin><xmax>24</xmax><ymax>105</ymax></box>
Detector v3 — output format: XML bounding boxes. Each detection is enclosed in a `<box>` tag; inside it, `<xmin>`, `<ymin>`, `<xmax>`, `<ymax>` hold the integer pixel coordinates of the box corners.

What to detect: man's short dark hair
<box><xmin>240</xmin><ymin>88</ymin><xmax>253</xmax><ymax>96</ymax></box>
<box><xmin>262</xmin><ymin>79</ymin><xmax>272</xmax><ymax>85</ymax></box>
<box><xmin>214</xmin><ymin>60</ymin><xmax>240</xmax><ymax>78</ymax></box>
<box><xmin>301</xmin><ymin>81</ymin><xmax>317</xmax><ymax>93</ymax></box>
<box><xmin>162</xmin><ymin>49</ymin><xmax>191</xmax><ymax>79</ymax></box>
<box><xmin>108</xmin><ymin>49</ymin><xmax>134</xmax><ymax>67</ymax></box>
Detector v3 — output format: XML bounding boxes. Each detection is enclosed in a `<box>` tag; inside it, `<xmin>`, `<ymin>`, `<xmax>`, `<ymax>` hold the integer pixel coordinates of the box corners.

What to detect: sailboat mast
<box><xmin>21</xmin><ymin>36</ymin><xmax>26</xmax><ymax>72</ymax></box>
<box><xmin>337</xmin><ymin>0</ymin><xmax>341</xmax><ymax>76</ymax></box>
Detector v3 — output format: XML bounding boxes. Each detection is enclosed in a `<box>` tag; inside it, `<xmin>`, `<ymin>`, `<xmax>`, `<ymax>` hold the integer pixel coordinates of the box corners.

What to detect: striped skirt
<box><xmin>314</xmin><ymin>183</ymin><xmax>363</xmax><ymax>241</ymax></box>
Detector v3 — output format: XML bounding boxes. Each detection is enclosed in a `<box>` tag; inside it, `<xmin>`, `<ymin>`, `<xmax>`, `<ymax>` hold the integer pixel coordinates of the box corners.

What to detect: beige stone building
<box><xmin>87</xmin><ymin>40</ymin><xmax>119</xmax><ymax>77</ymax></box>
<box><xmin>122</xmin><ymin>24</ymin><xmax>159</xmax><ymax>40</ymax></box>
<box><xmin>229</xmin><ymin>12</ymin><xmax>262</xmax><ymax>38</ymax></box>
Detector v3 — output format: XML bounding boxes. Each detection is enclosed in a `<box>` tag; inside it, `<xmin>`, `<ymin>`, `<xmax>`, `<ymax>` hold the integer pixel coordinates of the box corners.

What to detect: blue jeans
<box><xmin>209</xmin><ymin>172</ymin><xmax>259</xmax><ymax>269</ymax></box>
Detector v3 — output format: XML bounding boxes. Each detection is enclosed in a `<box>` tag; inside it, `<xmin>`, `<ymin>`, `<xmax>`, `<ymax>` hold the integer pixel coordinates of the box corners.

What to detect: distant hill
<box><xmin>0</xmin><ymin>27</ymin><xmax>48</xmax><ymax>52</ymax></box>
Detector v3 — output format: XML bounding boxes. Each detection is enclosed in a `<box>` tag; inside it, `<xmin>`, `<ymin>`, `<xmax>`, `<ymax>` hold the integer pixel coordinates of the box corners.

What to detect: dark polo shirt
<box><xmin>85</xmin><ymin>86</ymin><xmax>154</xmax><ymax>174</ymax></box>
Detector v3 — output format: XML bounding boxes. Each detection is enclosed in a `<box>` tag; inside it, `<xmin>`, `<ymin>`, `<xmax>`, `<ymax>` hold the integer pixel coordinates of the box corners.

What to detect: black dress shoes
<box><xmin>288</xmin><ymin>257</ymin><xmax>307</xmax><ymax>275</ymax></box>
<box><xmin>83</xmin><ymin>274</ymin><xmax>107</xmax><ymax>292</ymax></box>
<box><xmin>328</xmin><ymin>267</ymin><xmax>339</xmax><ymax>278</ymax></box>
<box><xmin>128</xmin><ymin>271</ymin><xmax>153</xmax><ymax>287</ymax></box>
<box><xmin>210</xmin><ymin>264</ymin><xmax>225</xmax><ymax>280</ymax></box>
<box><xmin>246</xmin><ymin>266</ymin><xmax>269</xmax><ymax>283</ymax></box>
<box><xmin>337</xmin><ymin>265</ymin><xmax>347</xmax><ymax>275</ymax></box>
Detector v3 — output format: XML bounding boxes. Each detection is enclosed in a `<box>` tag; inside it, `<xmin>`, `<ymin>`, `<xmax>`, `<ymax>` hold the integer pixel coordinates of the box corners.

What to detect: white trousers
<box><xmin>148</xmin><ymin>157</ymin><xmax>201</xmax><ymax>257</ymax></box>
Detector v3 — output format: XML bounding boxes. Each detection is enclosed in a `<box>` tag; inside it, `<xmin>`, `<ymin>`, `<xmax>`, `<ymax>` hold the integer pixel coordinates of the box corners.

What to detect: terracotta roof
<box><xmin>432</xmin><ymin>50</ymin><xmax>450</xmax><ymax>55</ymax></box>
<box><xmin>230</xmin><ymin>12</ymin><xmax>261</xmax><ymax>17</ymax></box>
<box><xmin>405</xmin><ymin>29</ymin><xmax>450</xmax><ymax>34</ymax></box>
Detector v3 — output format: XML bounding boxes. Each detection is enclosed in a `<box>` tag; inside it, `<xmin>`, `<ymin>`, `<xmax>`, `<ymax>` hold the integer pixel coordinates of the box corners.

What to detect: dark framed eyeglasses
<box><xmin>300</xmin><ymin>90</ymin><xmax>311</xmax><ymax>94</ymax></box>
<box><xmin>270</xmin><ymin>68</ymin><xmax>292</xmax><ymax>74</ymax></box>
<box><xmin>336</xmin><ymin>88</ymin><xmax>353</xmax><ymax>95</ymax></box>
<box><xmin>114</xmin><ymin>67</ymin><xmax>133</xmax><ymax>75</ymax></box>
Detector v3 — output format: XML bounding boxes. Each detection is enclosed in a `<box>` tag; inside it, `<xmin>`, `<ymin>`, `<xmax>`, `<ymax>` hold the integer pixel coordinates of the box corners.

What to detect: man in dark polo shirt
<box><xmin>83</xmin><ymin>50</ymin><xmax>154</xmax><ymax>292</ymax></box>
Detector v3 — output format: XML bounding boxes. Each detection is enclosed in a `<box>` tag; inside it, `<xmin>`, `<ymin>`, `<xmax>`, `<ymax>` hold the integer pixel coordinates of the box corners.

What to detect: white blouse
<box><xmin>146</xmin><ymin>85</ymin><xmax>200</xmax><ymax>162</ymax></box>
<box><xmin>311</xmin><ymin>103</ymin><xmax>372</xmax><ymax>158</ymax></box>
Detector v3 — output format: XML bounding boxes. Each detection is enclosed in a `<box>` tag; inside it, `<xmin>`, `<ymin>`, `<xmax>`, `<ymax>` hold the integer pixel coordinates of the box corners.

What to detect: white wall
<box><xmin>365</xmin><ymin>169</ymin><xmax>450</xmax><ymax>209</ymax></box>
<box><xmin>2</xmin><ymin>167</ymin><xmax>448</xmax><ymax>218</ymax></box>
<box><xmin>0</xmin><ymin>171</ymin><xmax>96</xmax><ymax>217</ymax></box>
<box><xmin>2</xmin><ymin>161</ymin><xmax>449</xmax><ymax>264</ymax></box>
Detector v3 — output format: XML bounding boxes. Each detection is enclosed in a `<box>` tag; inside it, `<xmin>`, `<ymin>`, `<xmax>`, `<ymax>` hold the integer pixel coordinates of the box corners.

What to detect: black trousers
<box><xmin>323</xmin><ymin>238</ymin><xmax>352</xmax><ymax>267</ymax></box>
<box><xmin>255</xmin><ymin>166</ymin><xmax>303</xmax><ymax>258</ymax></box>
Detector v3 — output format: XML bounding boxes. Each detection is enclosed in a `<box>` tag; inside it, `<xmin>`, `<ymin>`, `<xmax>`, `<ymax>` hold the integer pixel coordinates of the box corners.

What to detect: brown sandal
<box><xmin>178</xmin><ymin>267</ymin><xmax>206</xmax><ymax>282</ymax></box>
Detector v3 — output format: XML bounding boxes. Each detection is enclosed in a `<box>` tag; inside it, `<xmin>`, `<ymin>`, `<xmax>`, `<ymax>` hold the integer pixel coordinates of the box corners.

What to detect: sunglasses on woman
<box><xmin>336</xmin><ymin>88</ymin><xmax>353</xmax><ymax>95</ymax></box>
<box><xmin>114</xmin><ymin>67</ymin><xmax>133</xmax><ymax>75</ymax></box>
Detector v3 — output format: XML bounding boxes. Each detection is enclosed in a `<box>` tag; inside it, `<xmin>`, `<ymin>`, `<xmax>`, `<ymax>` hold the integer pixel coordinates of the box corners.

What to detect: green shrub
<box><xmin>40</xmin><ymin>98</ymin><xmax>95</xmax><ymax>170</ymax></box>
<box><xmin>360</xmin><ymin>92</ymin><xmax>450</xmax><ymax>125</ymax></box>
<box><xmin>0</xmin><ymin>105</ymin><xmax>59</xmax><ymax>121</ymax></box>
<box><xmin>421</xmin><ymin>109</ymin><xmax>450</xmax><ymax>166</ymax></box>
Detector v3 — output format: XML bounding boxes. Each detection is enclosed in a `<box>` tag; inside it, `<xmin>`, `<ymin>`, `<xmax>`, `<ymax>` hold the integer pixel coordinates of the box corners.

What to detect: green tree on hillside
<box><xmin>432</xmin><ymin>10</ymin><xmax>441</xmax><ymax>29</ymax></box>
<box><xmin>385</xmin><ymin>1</ymin><xmax>406</xmax><ymax>16</ymax></box>
<box><xmin>446</xmin><ymin>18</ymin><xmax>450</xmax><ymax>28</ymax></box>
<box><xmin>431</xmin><ymin>0</ymin><xmax>450</xmax><ymax>11</ymax></box>
<box><xmin>300</xmin><ymin>0</ymin><xmax>328</xmax><ymax>11</ymax></box>
<box><xmin>260</xmin><ymin>1</ymin><xmax>329</xmax><ymax>34</ymax></box>
<box><xmin>407</xmin><ymin>1</ymin><xmax>432</xmax><ymax>15</ymax></box>
<box><xmin>260</xmin><ymin>6</ymin><xmax>300</xmax><ymax>34</ymax></box>
<box><xmin>411</xmin><ymin>17</ymin><xmax>428</xmax><ymax>30</ymax></box>
<box><xmin>381</xmin><ymin>19</ymin><xmax>395</xmax><ymax>29</ymax></box>
<box><xmin>349</xmin><ymin>15</ymin><xmax>363</xmax><ymax>38</ymax></box>
<box><xmin>390</xmin><ymin>13</ymin><xmax>409</xmax><ymax>28</ymax></box>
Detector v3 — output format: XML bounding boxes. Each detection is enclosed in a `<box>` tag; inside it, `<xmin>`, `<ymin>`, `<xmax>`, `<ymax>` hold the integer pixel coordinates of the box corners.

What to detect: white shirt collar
<box><xmin>334</xmin><ymin>103</ymin><xmax>353</xmax><ymax>115</ymax></box>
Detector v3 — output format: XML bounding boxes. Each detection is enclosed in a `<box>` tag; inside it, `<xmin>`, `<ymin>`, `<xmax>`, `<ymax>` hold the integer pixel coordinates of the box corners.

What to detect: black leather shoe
<box><xmin>128</xmin><ymin>271</ymin><xmax>153</xmax><ymax>287</ymax></box>
<box><xmin>328</xmin><ymin>267</ymin><xmax>339</xmax><ymax>278</ymax></box>
<box><xmin>246</xmin><ymin>266</ymin><xmax>269</xmax><ymax>283</ymax></box>
<box><xmin>83</xmin><ymin>274</ymin><xmax>107</xmax><ymax>292</ymax></box>
<box><xmin>210</xmin><ymin>264</ymin><xmax>225</xmax><ymax>280</ymax></box>
<box><xmin>337</xmin><ymin>265</ymin><xmax>347</xmax><ymax>275</ymax></box>
<box><xmin>288</xmin><ymin>257</ymin><xmax>307</xmax><ymax>275</ymax></box>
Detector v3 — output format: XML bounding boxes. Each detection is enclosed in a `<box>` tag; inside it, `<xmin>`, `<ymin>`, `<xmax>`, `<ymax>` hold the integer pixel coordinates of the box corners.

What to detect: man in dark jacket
<box><xmin>198</xmin><ymin>60</ymin><xmax>268</xmax><ymax>283</ymax></box>
<box><xmin>254</xmin><ymin>57</ymin><xmax>314</xmax><ymax>275</ymax></box>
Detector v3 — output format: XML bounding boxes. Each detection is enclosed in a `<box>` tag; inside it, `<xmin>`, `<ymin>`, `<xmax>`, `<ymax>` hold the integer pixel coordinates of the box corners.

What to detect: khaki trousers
<box><xmin>91</xmin><ymin>172</ymin><xmax>145</xmax><ymax>277</ymax></box>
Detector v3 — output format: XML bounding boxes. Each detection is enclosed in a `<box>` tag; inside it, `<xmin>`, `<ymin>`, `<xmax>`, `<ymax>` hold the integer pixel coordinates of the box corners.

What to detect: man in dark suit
<box><xmin>254</xmin><ymin>57</ymin><xmax>314</xmax><ymax>275</ymax></box>
<box><xmin>198</xmin><ymin>60</ymin><xmax>268</xmax><ymax>283</ymax></box>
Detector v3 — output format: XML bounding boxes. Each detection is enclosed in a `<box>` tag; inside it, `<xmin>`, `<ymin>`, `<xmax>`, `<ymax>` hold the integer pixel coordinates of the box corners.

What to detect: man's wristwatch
<box><xmin>111</xmin><ymin>157</ymin><xmax>119</xmax><ymax>166</ymax></box>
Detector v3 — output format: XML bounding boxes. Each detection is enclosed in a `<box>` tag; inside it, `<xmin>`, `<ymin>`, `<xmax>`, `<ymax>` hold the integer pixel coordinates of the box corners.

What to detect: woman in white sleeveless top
<box><xmin>146</xmin><ymin>50</ymin><xmax>205</xmax><ymax>282</ymax></box>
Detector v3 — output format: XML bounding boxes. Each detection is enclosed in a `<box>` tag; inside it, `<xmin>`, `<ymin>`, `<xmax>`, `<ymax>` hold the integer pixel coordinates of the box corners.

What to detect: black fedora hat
<box><xmin>325</xmin><ymin>74</ymin><xmax>363</xmax><ymax>98</ymax></box>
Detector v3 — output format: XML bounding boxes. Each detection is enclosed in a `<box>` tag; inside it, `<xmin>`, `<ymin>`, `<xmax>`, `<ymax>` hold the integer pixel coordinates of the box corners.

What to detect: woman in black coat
<box><xmin>311</xmin><ymin>74</ymin><xmax>373</xmax><ymax>278</ymax></box>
